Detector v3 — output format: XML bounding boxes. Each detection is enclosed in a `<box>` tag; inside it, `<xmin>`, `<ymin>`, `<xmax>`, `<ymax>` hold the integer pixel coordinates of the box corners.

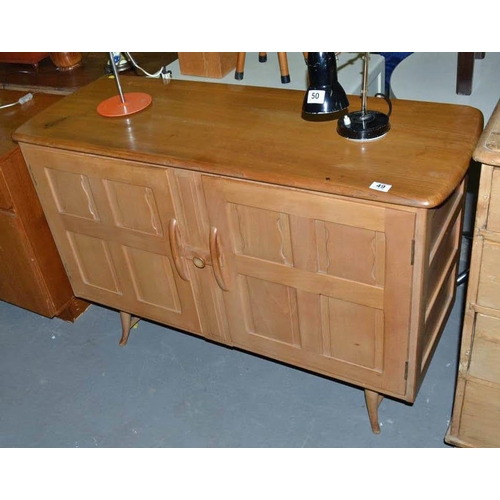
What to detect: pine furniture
<box><xmin>446</xmin><ymin>98</ymin><xmax>500</xmax><ymax>447</ymax></box>
<box><xmin>13</xmin><ymin>76</ymin><xmax>482</xmax><ymax>433</ymax></box>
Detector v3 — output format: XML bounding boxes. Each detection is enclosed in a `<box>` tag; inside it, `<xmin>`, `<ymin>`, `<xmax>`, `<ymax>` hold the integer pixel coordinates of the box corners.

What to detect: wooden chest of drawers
<box><xmin>0</xmin><ymin>90</ymin><xmax>89</xmax><ymax>320</ymax></box>
<box><xmin>13</xmin><ymin>76</ymin><xmax>482</xmax><ymax>432</ymax></box>
<box><xmin>446</xmin><ymin>98</ymin><xmax>500</xmax><ymax>447</ymax></box>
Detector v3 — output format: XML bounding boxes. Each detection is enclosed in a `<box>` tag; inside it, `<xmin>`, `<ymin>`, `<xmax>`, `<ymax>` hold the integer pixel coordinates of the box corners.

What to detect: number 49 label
<box><xmin>307</xmin><ymin>90</ymin><xmax>325</xmax><ymax>104</ymax></box>
<box><xmin>370</xmin><ymin>181</ymin><xmax>392</xmax><ymax>192</ymax></box>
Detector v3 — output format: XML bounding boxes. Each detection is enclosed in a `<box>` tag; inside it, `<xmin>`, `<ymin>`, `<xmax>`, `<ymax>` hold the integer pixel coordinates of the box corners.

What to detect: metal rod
<box><xmin>361</xmin><ymin>52</ymin><xmax>369</xmax><ymax>116</ymax></box>
<box><xmin>109</xmin><ymin>52</ymin><xmax>126</xmax><ymax>104</ymax></box>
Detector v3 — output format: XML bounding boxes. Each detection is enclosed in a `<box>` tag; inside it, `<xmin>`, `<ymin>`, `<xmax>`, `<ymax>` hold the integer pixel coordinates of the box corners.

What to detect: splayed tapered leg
<box><xmin>364</xmin><ymin>389</ymin><xmax>384</xmax><ymax>434</ymax></box>
<box><xmin>119</xmin><ymin>311</ymin><xmax>140</xmax><ymax>346</ymax></box>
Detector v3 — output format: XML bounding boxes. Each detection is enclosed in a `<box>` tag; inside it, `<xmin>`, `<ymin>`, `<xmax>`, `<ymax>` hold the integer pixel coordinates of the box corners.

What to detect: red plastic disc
<box><xmin>97</xmin><ymin>92</ymin><xmax>152</xmax><ymax>117</ymax></box>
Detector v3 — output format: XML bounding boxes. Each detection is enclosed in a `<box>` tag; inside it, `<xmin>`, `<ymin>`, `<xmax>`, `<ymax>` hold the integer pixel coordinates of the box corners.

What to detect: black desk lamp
<box><xmin>303</xmin><ymin>52</ymin><xmax>391</xmax><ymax>141</ymax></box>
<box><xmin>302</xmin><ymin>52</ymin><xmax>349</xmax><ymax>115</ymax></box>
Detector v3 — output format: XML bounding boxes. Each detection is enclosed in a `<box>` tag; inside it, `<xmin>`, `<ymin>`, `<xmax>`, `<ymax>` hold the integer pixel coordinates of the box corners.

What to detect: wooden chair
<box><xmin>456</xmin><ymin>52</ymin><xmax>485</xmax><ymax>95</ymax></box>
<box><xmin>234</xmin><ymin>52</ymin><xmax>292</xmax><ymax>84</ymax></box>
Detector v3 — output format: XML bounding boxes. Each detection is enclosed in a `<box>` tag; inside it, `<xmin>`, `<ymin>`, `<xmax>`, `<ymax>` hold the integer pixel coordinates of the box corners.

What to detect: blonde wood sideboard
<box><xmin>13</xmin><ymin>76</ymin><xmax>482</xmax><ymax>433</ymax></box>
<box><xmin>446</xmin><ymin>98</ymin><xmax>500</xmax><ymax>447</ymax></box>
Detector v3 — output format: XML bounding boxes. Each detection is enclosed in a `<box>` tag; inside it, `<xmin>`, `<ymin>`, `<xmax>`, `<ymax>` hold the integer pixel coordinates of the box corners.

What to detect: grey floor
<box><xmin>0</xmin><ymin>284</ymin><xmax>467</xmax><ymax>448</ymax></box>
<box><xmin>0</xmin><ymin>52</ymin><xmax>490</xmax><ymax>449</ymax></box>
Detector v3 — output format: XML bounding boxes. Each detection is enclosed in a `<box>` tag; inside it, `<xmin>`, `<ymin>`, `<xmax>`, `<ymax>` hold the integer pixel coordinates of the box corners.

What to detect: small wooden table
<box><xmin>13</xmin><ymin>76</ymin><xmax>483</xmax><ymax>432</ymax></box>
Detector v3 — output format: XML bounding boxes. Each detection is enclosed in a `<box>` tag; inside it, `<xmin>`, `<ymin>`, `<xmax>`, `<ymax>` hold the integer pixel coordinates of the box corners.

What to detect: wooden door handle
<box><xmin>168</xmin><ymin>218</ymin><xmax>189</xmax><ymax>281</ymax></box>
<box><xmin>209</xmin><ymin>226</ymin><xmax>229</xmax><ymax>291</ymax></box>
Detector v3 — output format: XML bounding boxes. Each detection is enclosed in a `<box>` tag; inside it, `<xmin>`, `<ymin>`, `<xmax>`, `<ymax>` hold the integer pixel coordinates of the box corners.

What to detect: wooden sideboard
<box><xmin>0</xmin><ymin>90</ymin><xmax>89</xmax><ymax>320</ymax></box>
<box><xmin>446</xmin><ymin>98</ymin><xmax>500</xmax><ymax>447</ymax></box>
<box><xmin>13</xmin><ymin>76</ymin><xmax>482</xmax><ymax>432</ymax></box>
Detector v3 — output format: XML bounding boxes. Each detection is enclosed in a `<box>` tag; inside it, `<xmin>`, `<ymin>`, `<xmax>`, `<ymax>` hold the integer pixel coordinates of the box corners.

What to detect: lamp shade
<box><xmin>303</xmin><ymin>52</ymin><xmax>349</xmax><ymax>115</ymax></box>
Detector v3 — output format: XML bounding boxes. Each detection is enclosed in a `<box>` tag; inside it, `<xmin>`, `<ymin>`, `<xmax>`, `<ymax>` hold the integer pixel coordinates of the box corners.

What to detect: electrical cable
<box><xmin>124</xmin><ymin>53</ymin><xmax>172</xmax><ymax>80</ymax></box>
<box><xmin>0</xmin><ymin>93</ymin><xmax>34</xmax><ymax>110</ymax></box>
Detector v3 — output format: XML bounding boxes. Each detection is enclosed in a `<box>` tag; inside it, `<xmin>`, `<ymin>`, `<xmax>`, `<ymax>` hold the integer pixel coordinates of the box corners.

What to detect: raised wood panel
<box><xmin>122</xmin><ymin>246</ymin><xmax>181</xmax><ymax>312</ymax></box>
<box><xmin>203</xmin><ymin>175</ymin><xmax>414</xmax><ymax>396</ymax></box>
<box><xmin>426</xmin><ymin>218</ymin><xmax>458</xmax><ymax>302</ymax></box>
<box><xmin>428</xmin><ymin>183</ymin><xmax>463</xmax><ymax>256</ymax></box>
<box><xmin>46</xmin><ymin>169</ymin><xmax>99</xmax><ymax>221</ymax></box>
<box><xmin>105</xmin><ymin>180</ymin><xmax>163</xmax><ymax>235</ymax></box>
<box><xmin>241</xmin><ymin>276</ymin><xmax>299</xmax><ymax>345</ymax></box>
<box><xmin>67</xmin><ymin>232</ymin><xmax>121</xmax><ymax>294</ymax></box>
<box><xmin>421</xmin><ymin>264</ymin><xmax>456</xmax><ymax>369</ymax></box>
<box><xmin>228</xmin><ymin>204</ymin><xmax>293</xmax><ymax>264</ymax></box>
<box><xmin>326</xmin><ymin>298</ymin><xmax>383</xmax><ymax>370</ymax></box>
<box><xmin>317</xmin><ymin>222</ymin><xmax>385</xmax><ymax>286</ymax></box>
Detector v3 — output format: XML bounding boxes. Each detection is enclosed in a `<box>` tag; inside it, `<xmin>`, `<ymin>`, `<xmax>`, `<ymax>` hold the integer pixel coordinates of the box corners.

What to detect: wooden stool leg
<box><xmin>364</xmin><ymin>389</ymin><xmax>384</xmax><ymax>434</ymax></box>
<box><xmin>119</xmin><ymin>311</ymin><xmax>140</xmax><ymax>346</ymax></box>
<box><xmin>259</xmin><ymin>52</ymin><xmax>267</xmax><ymax>63</ymax></box>
<box><xmin>277</xmin><ymin>52</ymin><xmax>290</xmax><ymax>84</ymax></box>
<box><xmin>235</xmin><ymin>52</ymin><xmax>246</xmax><ymax>80</ymax></box>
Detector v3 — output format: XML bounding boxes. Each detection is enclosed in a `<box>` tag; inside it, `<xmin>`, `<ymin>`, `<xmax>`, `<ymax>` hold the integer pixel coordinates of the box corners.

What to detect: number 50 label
<box><xmin>307</xmin><ymin>90</ymin><xmax>325</xmax><ymax>104</ymax></box>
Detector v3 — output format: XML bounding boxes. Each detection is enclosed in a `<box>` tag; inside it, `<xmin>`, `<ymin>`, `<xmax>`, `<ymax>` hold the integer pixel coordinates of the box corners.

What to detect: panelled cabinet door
<box><xmin>203</xmin><ymin>176</ymin><xmax>415</xmax><ymax>396</ymax></box>
<box><xmin>22</xmin><ymin>145</ymin><xmax>201</xmax><ymax>335</ymax></box>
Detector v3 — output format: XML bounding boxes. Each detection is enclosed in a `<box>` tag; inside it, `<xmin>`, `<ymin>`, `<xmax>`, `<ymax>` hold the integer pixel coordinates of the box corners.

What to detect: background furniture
<box><xmin>0</xmin><ymin>52</ymin><xmax>49</xmax><ymax>70</ymax></box>
<box><xmin>14</xmin><ymin>76</ymin><xmax>481</xmax><ymax>433</ymax></box>
<box><xmin>390</xmin><ymin>52</ymin><xmax>500</xmax><ymax>123</ymax></box>
<box><xmin>234</xmin><ymin>52</ymin><xmax>291</xmax><ymax>83</ymax></box>
<box><xmin>0</xmin><ymin>53</ymin><xmax>178</xmax><ymax>95</ymax></box>
<box><xmin>0</xmin><ymin>90</ymin><xmax>89</xmax><ymax>321</ymax></box>
<box><xmin>178</xmin><ymin>52</ymin><xmax>237</xmax><ymax>79</ymax></box>
<box><xmin>456</xmin><ymin>52</ymin><xmax>485</xmax><ymax>95</ymax></box>
<box><xmin>165</xmin><ymin>52</ymin><xmax>386</xmax><ymax>95</ymax></box>
<box><xmin>446</xmin><ymin>98</ymin><xmax>500</xmax><ymax>447</ymax></box>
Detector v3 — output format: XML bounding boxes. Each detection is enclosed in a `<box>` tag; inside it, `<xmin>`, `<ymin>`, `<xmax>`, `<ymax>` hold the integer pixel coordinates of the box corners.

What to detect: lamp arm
<box><xmin>361</xmin><ymin>52</ymin><xmax>369</xmax><ymax>116</ymax></box>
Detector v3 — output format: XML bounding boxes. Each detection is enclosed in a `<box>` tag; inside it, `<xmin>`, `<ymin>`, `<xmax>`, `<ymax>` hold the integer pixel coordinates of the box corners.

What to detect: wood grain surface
<box><xmin>13</xmin><ymin>75</ymin><xmax>483</xmax><ymax>208</ymax></box>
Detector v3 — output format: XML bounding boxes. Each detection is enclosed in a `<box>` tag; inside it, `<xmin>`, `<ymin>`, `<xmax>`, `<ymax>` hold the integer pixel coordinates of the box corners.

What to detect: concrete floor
<box><xmin>0</xmin><ymin>281</ymin><xmax>467</xmax><ymax>448</ymax></box>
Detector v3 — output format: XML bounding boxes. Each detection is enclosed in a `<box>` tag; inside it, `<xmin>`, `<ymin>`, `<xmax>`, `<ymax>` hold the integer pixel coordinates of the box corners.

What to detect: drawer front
<box><xmin>476</xmin><ymin>240</ymin><xmax>500</xmax><ymax>310</ymax></box>
<box><xmin>457</xmin><ymin>379</ymin><xmax>500</xmax><ymax>447</ymax></box>
<box><xmin>469</xmin><ymin>314</ymin><xmax>500</xmax><ymax>384</ymax></box>
<box><xmin>0</xmin><ymin>213</ymin><xmax>52</xmax><ymax>315</ymax></box>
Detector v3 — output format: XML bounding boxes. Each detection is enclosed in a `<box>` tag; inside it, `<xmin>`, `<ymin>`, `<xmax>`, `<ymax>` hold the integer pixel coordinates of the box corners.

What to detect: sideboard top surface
<box><xmin>13</xmin><ymin>76</ymin><xmax>483</xmax><ymax>208</ymax></box>
<box><xmin>0</xmin><ymin>90</ymin><xmax>61</xmax><ymax>155</ymax></box>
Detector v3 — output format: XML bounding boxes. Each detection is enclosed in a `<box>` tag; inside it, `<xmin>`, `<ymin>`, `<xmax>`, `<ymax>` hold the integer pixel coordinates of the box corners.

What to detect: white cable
<box><xmin>124</xmin><ymin>52</ymin><xmax>172</xmax><ymax>80</ymax></box>
<box><xmin>0</xmin><ymin>93</ymin><xmax>34</xmax><ymax>110</ymax></box>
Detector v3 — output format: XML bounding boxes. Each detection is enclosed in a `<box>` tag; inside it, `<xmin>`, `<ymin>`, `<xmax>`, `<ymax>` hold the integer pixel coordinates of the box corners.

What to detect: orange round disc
<box><xmin>97</xmin><ymin>92</ymin><xmax>152</xmax><ymax>117</ymax></box>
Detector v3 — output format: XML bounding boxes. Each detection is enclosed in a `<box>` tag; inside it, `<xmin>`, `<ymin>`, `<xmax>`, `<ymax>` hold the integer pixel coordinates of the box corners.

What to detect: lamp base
<box><xmin>337</xmin><ymin>110</ymin><xmax>390</xmax><ymax>141</ymax></box>
<box><xmin>105</xmin><ymin>55</ymin><xmax>131</xmax><ymax>73</ymax></box>
<box><xmin>97</xmin><ymin>92</ymin><xmax>152</xmax><ymax>117</ymax></box>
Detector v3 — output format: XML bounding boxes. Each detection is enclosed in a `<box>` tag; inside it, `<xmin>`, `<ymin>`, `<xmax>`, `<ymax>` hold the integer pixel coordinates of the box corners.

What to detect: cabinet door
<box><xmin>22</xmin><ymin>145</ymin><xmax>201</xmax><ymax>335</ymax></box>
<box><xmin>203</xmin><ymin>176</ymin><xmax>415</xmax><ymax>396</ymax></box>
